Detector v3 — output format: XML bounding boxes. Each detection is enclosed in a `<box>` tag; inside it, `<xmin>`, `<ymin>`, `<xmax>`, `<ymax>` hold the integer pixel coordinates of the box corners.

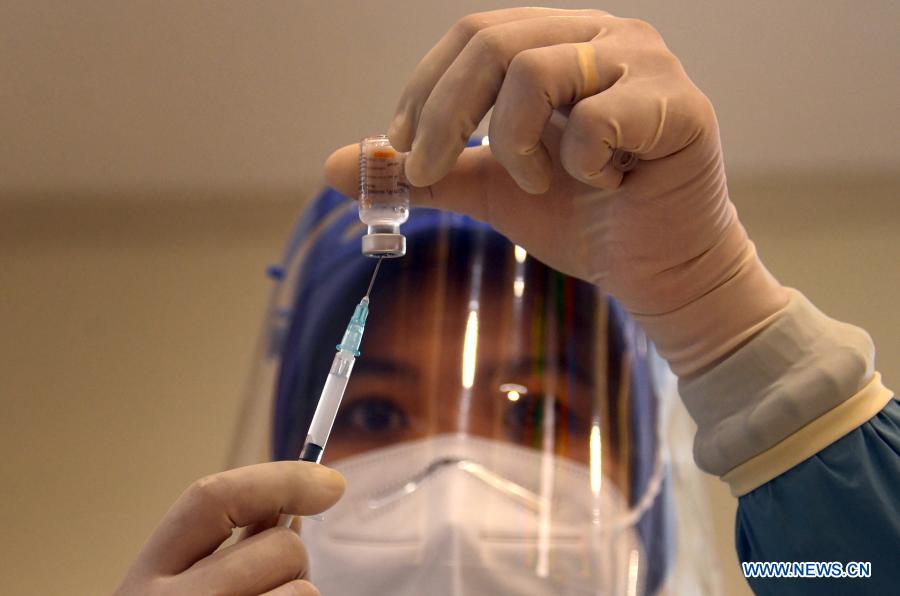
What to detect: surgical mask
<box><xmin>303</xmin><ymin>435</ymin><xmax>646</xmax><ymax>596</ymax></box>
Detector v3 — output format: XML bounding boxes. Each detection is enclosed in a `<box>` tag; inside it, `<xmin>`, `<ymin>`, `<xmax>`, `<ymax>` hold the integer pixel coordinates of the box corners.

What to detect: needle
<box><xmin>364</xmin><ymin>257</ymin><xmax>383</xmax><ymax>301</ymax></box>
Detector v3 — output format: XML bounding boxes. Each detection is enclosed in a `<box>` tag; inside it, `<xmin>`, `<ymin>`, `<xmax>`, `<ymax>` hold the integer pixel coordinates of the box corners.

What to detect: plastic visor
<box><xmin>230</xmin><ymin>188</ymin><xmax>673</xmax><ymax>593</ymax></box>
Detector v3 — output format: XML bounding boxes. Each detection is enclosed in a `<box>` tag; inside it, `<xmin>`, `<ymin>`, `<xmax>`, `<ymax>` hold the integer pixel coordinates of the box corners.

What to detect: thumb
<box><xmin>324</xmin><ymin>143</ymin><xmax>525</xmax><ymax>224</ymax></box>
<box><xmin>137</xmin><ymin>462</ymin><xmax>345</xmax><ymax>575</ymax></box>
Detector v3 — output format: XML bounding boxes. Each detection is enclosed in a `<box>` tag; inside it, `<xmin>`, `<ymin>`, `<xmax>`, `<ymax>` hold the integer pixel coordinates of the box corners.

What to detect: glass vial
<box><xmin>359</xmin><ymin>135</ymin><xmax>408</xmax><ymax>258</ymax></box>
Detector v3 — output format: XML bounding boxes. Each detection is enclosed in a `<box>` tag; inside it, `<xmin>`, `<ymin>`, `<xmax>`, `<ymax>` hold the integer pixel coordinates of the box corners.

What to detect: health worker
<box><xmin>115</xmin><ymin>9</ymin><xmax>899</xmax><ymax>596</ymax></box>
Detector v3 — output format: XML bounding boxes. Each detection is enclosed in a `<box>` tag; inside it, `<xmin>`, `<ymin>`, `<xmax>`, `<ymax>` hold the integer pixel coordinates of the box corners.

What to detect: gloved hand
<box><xmin>114</xmin><ymin>462</ymin><xmax>344</xmax><ymax>595</ymax></box>
<box><xmin>325</xmin><ymin>7</ymin><xmax>788</xmax><ymax>376</ymax></box>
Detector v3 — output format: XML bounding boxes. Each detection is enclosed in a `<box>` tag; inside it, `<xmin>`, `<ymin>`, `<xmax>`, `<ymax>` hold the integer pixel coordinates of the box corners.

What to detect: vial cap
<box><xmin>362</xmin><ymin>233</ymin><xmax>406</xmax><ymax>258</ymax></box>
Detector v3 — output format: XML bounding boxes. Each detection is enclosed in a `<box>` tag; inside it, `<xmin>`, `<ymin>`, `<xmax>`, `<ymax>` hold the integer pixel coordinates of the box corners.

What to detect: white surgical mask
<box><xmin>304</xmin><ymin>435</ymin><xmax>646</xmax><ymax>595</ymax></box>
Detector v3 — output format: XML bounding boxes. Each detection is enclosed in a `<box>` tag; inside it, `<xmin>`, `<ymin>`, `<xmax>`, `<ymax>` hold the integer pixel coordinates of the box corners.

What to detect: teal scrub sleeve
<box><xmin>735</xmin><ymin>398</ymin><xmax>900</xmax><ymax>596</ymax></box>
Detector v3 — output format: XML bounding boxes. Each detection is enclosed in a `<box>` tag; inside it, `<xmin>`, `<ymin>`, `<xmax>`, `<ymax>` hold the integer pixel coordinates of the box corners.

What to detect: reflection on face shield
<box><xmin>251</xmin><ymin>194</ymin><xmax>673</xmax><ymax>594</ymax></box>
<box><xmin>323</xmin><ymin>230</ymin><xmax>623</xmax><ymax>470</ymax></box>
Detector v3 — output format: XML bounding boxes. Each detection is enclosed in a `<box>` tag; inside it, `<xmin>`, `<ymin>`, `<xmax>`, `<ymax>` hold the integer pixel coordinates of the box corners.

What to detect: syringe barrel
<box><xmin>359</xmin><ymin>135</ymin><xmax>408</xmax><ymax>258</ymax></box>
<box><xmin>305</xmin><ymin>349</ymin><xmax>355</xmax><ymax>450</ymax></box>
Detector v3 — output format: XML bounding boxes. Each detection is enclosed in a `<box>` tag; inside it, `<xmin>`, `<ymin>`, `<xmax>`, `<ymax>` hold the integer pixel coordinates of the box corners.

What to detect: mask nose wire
<box><xmin>362</xmin><ymin>448</ymin><xmax>669</xmax><ymax>534</ymax></box>
<box><xmin>366</xmin><ymin>457</ymin><xmax>543</xmax><ymax>512</ymax></box>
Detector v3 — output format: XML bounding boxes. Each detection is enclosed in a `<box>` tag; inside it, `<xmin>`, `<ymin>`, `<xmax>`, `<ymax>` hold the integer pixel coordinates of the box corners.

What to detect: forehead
<box><xmin>360</xmin><ymin>252</ymin><xmax>600</xmax><ymax>386</ymax></box>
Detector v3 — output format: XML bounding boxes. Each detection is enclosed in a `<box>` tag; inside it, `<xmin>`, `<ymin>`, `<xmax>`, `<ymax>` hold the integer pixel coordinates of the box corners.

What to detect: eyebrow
<box><xmin>352</xmin><ymin>357</ymin><xmax>421</xmax><ymax>381</ymax></box>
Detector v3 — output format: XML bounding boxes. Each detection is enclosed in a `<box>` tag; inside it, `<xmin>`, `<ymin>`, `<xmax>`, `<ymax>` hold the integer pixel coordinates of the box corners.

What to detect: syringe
<box><xmin>277</xmin><ymin>258</ymin><xmax>382</xmax><ymax>528</ymax></box>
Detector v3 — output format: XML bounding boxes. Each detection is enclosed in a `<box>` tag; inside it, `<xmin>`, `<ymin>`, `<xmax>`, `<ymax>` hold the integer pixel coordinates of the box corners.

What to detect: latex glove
<box><xmin>326</xmin><ymin>7</ymin><xmax>788</xmax><ymax>376</ymax></box>
<box><xmin>114</xmin><ymin>462</ymin><xmax>344</xmax><ymax>595</ymax></box>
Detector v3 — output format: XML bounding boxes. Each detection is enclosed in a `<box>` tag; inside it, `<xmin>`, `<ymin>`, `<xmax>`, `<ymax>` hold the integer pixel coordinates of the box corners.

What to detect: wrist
<box><xmin>677</xmin><ymin>289</ymin><xmax>881</xmax><ymax>494</ymax></box>
<box><xmin>631</xmin><ymin>242</ymin><xmax>789</xmax><ymax>377</ymax></box>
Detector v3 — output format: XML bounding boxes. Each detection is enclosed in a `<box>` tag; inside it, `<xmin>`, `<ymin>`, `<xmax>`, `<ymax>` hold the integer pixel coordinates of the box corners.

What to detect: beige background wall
<box><xmin>1</xmin><ymin>2</ymin><xmax>898</xmax><ymax>595</ymax></box>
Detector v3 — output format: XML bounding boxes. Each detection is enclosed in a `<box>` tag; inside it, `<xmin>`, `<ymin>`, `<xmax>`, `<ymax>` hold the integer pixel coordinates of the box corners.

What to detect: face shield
<box><xmin>232</xmin><ymin>188</ymin><xmax>675</xmax><ymax>595</ymax></box>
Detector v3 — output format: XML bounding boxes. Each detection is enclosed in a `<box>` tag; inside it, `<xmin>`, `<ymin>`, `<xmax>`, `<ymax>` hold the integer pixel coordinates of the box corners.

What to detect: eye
<box><xmin>334</xmin><ymin>397</ymin><xmax>409</xmax><ymax>435</ymax></box>
<box><xmin>503</xmin><ymin>394</ymin><xmax>570</xmax><ymax>443</ymax></box>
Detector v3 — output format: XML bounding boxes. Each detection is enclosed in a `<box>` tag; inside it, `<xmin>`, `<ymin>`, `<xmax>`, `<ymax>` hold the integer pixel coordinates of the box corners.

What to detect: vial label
<box><xmin>359</xmin><ymin>136</ymin><xmax>410</xmax><ymax>228</ymax></box>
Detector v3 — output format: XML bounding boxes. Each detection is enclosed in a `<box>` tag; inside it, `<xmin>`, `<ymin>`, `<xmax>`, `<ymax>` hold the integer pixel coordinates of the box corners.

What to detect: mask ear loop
<box><xmin>585</xmin><ymin>290</ymin><xmax>666</xmax><ymax>533</ymax></box>
<box><xmin>601</xmin><ymin>326</ymin><xmax>668</xmax><ymax>534</ymax></box>
<box><xmin>604</xmin><ymin>447</ymin><xmax>666</xmax><ymax>532</ymax></box>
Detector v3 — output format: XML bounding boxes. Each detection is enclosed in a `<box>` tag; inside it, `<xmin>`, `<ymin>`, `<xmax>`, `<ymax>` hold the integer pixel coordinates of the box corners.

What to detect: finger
<box><xmin>262</xmin><ymin>579</ymin><xmax>321</xmax><ymax>596</ymax></box>
<box><xmin>403</xmin><ymin>15</ymin><xmax>609</xmax><ymax>188</ymax></box>
<box><xmin>239</xmin><ymin>510</ymin><xmax>302</xmax><ymax>542</ymax></box>
<box><xmin>324</xmin><ymin>138</ymin><xmax>582</xmax><ymax>279</ymax></box>
<box><xmin>389</xmin><ymin>7</ymin><xmax>608</xmax><ymax>151</ymax></box>
<box><xmin>560</xmin><ymin>79</ymin><xmax>679</xmax><ymax>189</ymax></box>
<box><xmin>238</xmin><ymin>517</ymin><xmax>277</xmax><ymax>542</ymax></box>
<box><xmin>138</xmin><ymin>462</ymin><xmax>344</xmax><ymax>575</ymax></box>
<box><xmin>177</xmin><ymin>527</ymin><xmax>309</xmax><ymax>595</ymax></box>
<box><xmin>325</xmin><ymin>142</ymin><xmax>526</xmax><ymax>224</ymax></box>
<box><xmin>561</xmin><ymin>76</ymin><xmax>710</xmax><ymax>189</ymax></box>
<box><xmin>490</xmin><ymin>41</ymin><xmax>625</xmax><ymax>193</ymax></box>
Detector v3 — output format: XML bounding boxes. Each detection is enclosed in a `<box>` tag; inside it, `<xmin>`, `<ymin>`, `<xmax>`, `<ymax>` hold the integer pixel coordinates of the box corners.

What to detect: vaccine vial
<box><xmin>359</xmin><ymin>135</ymin><xmax>408</xmax><ymax>258</ymax></box>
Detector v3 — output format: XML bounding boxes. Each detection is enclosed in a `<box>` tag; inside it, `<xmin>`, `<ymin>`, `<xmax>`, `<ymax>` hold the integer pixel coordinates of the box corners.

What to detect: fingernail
<box><xmin>307</xmin><ymin>464</ymin><xmax>346</xmax><ymax>493</ymax></box>
<box><xmin>388</xmin><ymin>114</ymin><xmax>410</xmax><ymax>151</ymax></box>
<box><xmin>387</xmin><ymin>116</ymin><xmax>402</xmax><ymax>140</ymax></box>
<box><xmin>404</xmin><ymin>150</ymin><xmax>427</xmax><ymax>187</ymax></box>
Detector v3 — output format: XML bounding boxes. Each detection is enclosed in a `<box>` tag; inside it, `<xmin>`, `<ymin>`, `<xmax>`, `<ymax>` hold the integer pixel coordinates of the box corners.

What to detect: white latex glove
<box><xmin>114</xmin><ymin>462</ymin><xmax>344</xmax><ymax>595</ymax></box>
<box><xmin>326</xmin><ymin>7</ymin><xmax>788</xmax><ymax>376</ymax></box>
